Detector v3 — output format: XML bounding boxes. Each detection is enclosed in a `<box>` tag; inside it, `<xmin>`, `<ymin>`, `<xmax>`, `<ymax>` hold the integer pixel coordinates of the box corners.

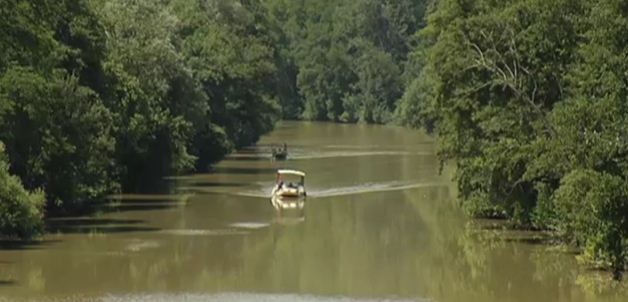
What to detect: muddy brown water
<box><xmin>0</xmin><ymin>122</ymin><xmax>626</xmax><ymax>301</ymax></box>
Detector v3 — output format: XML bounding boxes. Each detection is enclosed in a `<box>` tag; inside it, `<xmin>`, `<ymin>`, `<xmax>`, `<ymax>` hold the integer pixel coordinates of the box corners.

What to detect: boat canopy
<box><xmin>277</xmin><ymin>169</ymin><xmax>306</xmax><ymax>177</ymax></box>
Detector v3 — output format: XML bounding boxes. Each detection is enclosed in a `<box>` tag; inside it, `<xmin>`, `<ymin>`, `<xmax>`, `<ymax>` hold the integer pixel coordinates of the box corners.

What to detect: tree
<box><xmin>401</xmin><ymin>0</ymin><xmax>627</xmax><ymax>276</ymax></box>
<box><xmin>266</xmin><ymin>0</ymin><xmax>427</xmax><ymax>122</ymax></box>
<box><xmin>0</xmin><ymin>68</ymin><xmax>116</xmax><ymax>212</ymax></box>
<box><xmin>173</xmin><ymin>0</ymin><xmax>281</xmax><ymax>149</ymax></box>
<box><xmin>0</xmin><ymin>142</ymin><xmax>45</xmax><ymax>239</ymax></box>
<box><xmin>93</xmin><ymin>0</ymin><xmax>203</xmax><ymax>189</ymax></box>
<box><xmin>0</xmin><ymin>0</ymin><xmax>117</xmax><ymax>213</ymax></box>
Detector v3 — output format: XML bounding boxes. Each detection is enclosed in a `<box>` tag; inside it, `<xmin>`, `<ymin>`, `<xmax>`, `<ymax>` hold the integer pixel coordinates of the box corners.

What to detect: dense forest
<box><xmin>397</xmin><ymin>0</ymin><xmax>628</xmax><ymax>278</ymax></box>
<box><xmin>0</xmin><ymin>0</ymin><xmax>626</xmax><ymax>277</ymax></box>
<box><xmin>0</xmin><ymin>0</ymin><xmax>284</xmax><ymax>232</ymax></box>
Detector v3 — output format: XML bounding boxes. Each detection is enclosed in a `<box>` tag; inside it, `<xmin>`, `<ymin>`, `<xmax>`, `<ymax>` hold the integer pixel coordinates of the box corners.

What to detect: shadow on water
<box><xmin>109</xmin><ymin>198</ymin><xmax>186</xmax><ymax>204</ymax></box>
<box><xmin>0</xmin><ymin>240</ymin><xmax>60</xmax><ymax>251</ymax></box>
<box><xmin>103</xmin><ymin>193</ymin><xmax>191</xmax><ymax>212</ymax></box>
<box><xmin>105</xmin><ymin>202</ymin><xmax>181</xmax><ymax>213</ymax></box>
<box><xmin>502</xmin><ymin>236</ymin><xmax>555</xmax><ymax>245</ymax></box>
<box><xmin>45</xmin><ymin>185</ymin><xmax>190</xmax><ymax>235</ymax></box>
<box><xmin>224</xmin><ymin>155</ymin><xmax>270</xmax><ymax>162</ymax></box>
<box><xmin>46</xmin><ymin>217</ymin><xmax>160</xmax><ymax>234</ymax></box>
<box><xmin>232</xmin><ymin>147</ymin><xmax>263</xmax><ymax>155</ymax></box>
<box><xmin>47</xmin><ymin>218</ymin><xmax>144</xmax><ymax>226</ymax></box>
<box><xmin>470</xmin><ymin>219</ymin><xmax>558</xmax><ymax>246</ymax></box>
<box><xmin>0</xmin><ymin>280</ymin><xmax>16</xmax><ymax>286</ymax></box>
<box><xmin>48</xmin><ymin>225</ymin><xmax>160</xmax><ymax>234</ymax></box>
<box><xmin>210</xmin><ymin>167</ymin><xmax>278</xmax><ymax>175</ymax></box>
<box><xmin>182</xmin><ymin>181</ymin><xmax>249</xmax><ymax>188</ymax></box>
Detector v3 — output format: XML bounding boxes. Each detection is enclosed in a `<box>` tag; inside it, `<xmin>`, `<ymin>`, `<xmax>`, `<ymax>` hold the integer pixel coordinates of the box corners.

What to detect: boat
<box><xmin>271</xmin><ymin>143</ymin><xmax>288</xmax><ymax>160</ymax></box>
<box><xmin>271</xmin><ymin>194</ymin><xmax>305</xmax><ymax>211</ymax></box>
<box><xmin>271</xmin><ymin>169</ymin><xmax>306</xmax><ymax>198</ymax></box>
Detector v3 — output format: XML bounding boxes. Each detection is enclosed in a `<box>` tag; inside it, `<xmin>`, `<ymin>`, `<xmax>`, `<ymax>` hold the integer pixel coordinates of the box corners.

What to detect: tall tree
<box><xmin>265</xmin><ymin>0</ymin><xmax>427</xmax><ymax>122</ymax></box>
<box><xmin>0</xmin><ymin>0</ymin><xmax>117</xmax><ymax>213</ymax></box>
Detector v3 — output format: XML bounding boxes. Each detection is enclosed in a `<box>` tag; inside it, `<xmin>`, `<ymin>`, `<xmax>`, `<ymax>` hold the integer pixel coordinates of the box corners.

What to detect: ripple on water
<box><xmin>288</xmin><ymin>150</ymin><xmax>431</xmax><ymax>160</ymax></box>
<box><xmin>232</xmin><ymin>180</ymin><xmax>449</xmax><ymax>199</ymax></box>
<box><xmin>229</xmin><ymin>222</ymin><xmax>271</xmax><ymax>229</ymax></box>
<box><xmin>124</xmin><ymin>239</ymin><xmax>161</xmax><ymax>252</ymax></box>
<box><xmin>309</xmin><ymin>181</ymin><xmax>448</xmax><ymax>198</ymax></box>
<box><xmin>159</xmin><ymin>229</ymin><xmax>249</xmax><ymax>236</ymax></box>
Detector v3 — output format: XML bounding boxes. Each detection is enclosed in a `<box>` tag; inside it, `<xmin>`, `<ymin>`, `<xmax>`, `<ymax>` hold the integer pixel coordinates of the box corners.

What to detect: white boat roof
<box><xmin>277</xmin><ymin>169</ymin><xmax>306</xmax><ymax>177</ymax></box>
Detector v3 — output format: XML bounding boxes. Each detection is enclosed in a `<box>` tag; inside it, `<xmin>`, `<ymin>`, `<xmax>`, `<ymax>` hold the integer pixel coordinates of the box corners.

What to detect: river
<box><xmin>0</xmin><ymin>122</ymin><xmax>626</xmax><ymax>301</ymax></box>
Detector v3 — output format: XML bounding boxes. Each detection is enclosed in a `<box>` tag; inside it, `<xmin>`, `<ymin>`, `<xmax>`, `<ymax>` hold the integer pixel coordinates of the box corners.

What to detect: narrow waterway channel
<box><xmin>0</xmin><ymin>122</ymin><xmax>626</xmax><ymax>301</ymax></box>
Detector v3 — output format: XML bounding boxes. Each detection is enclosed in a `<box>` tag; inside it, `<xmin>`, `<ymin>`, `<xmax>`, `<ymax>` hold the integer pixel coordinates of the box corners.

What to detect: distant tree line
<box><xmin>0</xmin><ymin>0</ymin><xmax>625</xmax><ymax>278</ymax></box>
<box><xmin>265</xmin><ymin>0</ymin><xmax>428</xmax><ymax>123</ymax></box>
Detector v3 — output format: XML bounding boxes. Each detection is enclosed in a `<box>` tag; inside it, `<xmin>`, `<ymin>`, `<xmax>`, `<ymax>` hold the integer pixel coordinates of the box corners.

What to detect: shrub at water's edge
<box><xmin>0</xmin><ymin>143</ymin><xmax>44</xmax><ymax>239</ymax></box>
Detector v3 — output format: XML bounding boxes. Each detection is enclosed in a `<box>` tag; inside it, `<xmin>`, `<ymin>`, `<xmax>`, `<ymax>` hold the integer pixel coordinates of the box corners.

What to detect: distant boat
<box><xmin>271</xmin><ymin>143</ymin><xmax>288</xmax><ymax>160</ymax></box>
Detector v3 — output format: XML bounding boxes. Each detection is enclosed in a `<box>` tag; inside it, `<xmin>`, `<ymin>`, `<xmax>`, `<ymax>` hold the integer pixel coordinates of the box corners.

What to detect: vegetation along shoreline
<box><xmin>0</xmin><ymin>0</ymin><xmax>626</xmax><ymax>279</ymax></box>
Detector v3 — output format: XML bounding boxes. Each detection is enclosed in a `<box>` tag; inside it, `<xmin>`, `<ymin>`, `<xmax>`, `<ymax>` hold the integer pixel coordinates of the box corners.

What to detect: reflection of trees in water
<box><xmin>455</xmin><ymin>225</ymin><xmax>628</xmax><ymax>301</ymax></box>
<box><xmin>403</xmin><ymin>183</ymin><xmax>628</xmax><ymax>302</ymax></box>
<box><xmin>576</xmin><ymin>272</ymin><xmax>628</xmax><ymax>300</ymax></box>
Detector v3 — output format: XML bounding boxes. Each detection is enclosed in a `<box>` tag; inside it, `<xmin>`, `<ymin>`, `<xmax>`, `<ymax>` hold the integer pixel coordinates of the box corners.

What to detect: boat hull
<box><xmin>273</xmin><ymin>152</ymin><xmax>288</xmax><ymax>160</ymax></box>
<box><xmin>271</xmin><ymin>185</ymin><xmax>306</xmax><ymax>198</ymax></box>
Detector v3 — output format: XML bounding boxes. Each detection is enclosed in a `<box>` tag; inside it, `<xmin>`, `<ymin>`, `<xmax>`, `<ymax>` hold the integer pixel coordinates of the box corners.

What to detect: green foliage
<box><xmin>173</xmin><ymin>0</ymin><xmax>280</xmax><ymax>148</ymax></box>
<box><xmin>93</xmin><ymin>0</ymin><xmax>200</xmax><ymax>189</ymax></box>
<box><xmin>0</xmin><ymin>0</ymin><xmax>61</xmax><ymax>72</ymax></box>
<box><xmin>2</xmin><ymin>0</ymin><xmax>625</xmax><ymax>277</ymax></box>
<box><xmin>0</xmin><ymin>0</ymin><xmax>284</xmax><ymax>236</ymax></box>
<box><xmin>0</xmin><ymin>143</ymin><xmax>45</xmax><ymax>239</ymax></box>
<box><xmin>0</xmin><ymin>67</ymin><xmax>116</xmax><ymax>212</ymax></box>
<box><xmin>401</xmin><ymin>0</ymin><xmax>628</xmax><ymax>275</ymax></box>
<box><xmin>265</xmin><ymin>0</ymin><xmax>426</xmax><ymax>122</ymax></box>
<box><xmin>350</xmin><ymin>40</ymin><xmax>402</xmax><ymax>123</ymax></box>
<box><xmin>553</xmin><ymin>170</ymin><xmax>627</xmax><ymax>276</ymax></box>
